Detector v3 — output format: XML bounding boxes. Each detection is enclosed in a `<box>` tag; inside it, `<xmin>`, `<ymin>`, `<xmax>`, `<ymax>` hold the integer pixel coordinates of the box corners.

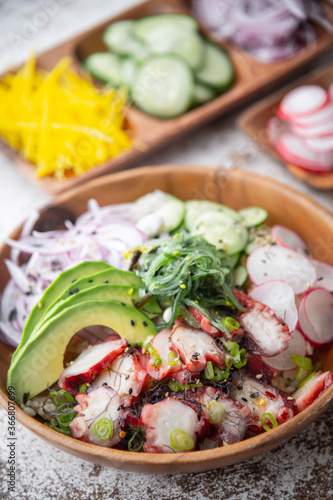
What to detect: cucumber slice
<box><xmin>238</xmin><ymin>207</ymin><xmax>268</xmax><ymax>228</ymax></box>
<box><xmin>193</xmin><ymin>82</ymin><xmax>216</xmax><ymax>106</ymax></box>
<box><xmin>84</xmin><ymin>52</ymin><xmax>121</xmax><ymax>85</ymax></box>
<box><xmin>185</xmin><ymin>200</ymin><xmax>242</xmax><ymax>232</ymax></box>
<box><xmin>133</xmin><ymin>14</ymin><xmax>198</xmax><ymax>40</ymax></box>
<box><xmin>135</xmin><ymin>191</ymin><xmax>185</xmax><ymax>235</ymax></box>
<box><xmin>133</xmin><ymin>14</ymin><xmax>203</xmax><ymax>70</ymax></box>
<box><xmin>194</xmin><ymin>223</ymin><xmax>248</xmax><ymax>255</ymax></box>
<box><xmin>103</xmin><ymin>20</ymin><xmax>148</xmax><ymax>60</ymax></box>
<box><xmin>132</xmin><ymin>55</ymin><xmax>194</xmax><ymax>119</ymax></box>
<box><xmin>192</xmin><ymin>210</ymin><xmax>240</xmax><ymax>232</ymax></box>
<box><xmin>196</xmin><ymin>42</ymin><xmax>234</xmax><ymax>90</ymax></box>
<box><xmin>233</xmin><ymin>265</ymin><xmax>248</xmax><ymax>288</ymax></box>
<box><xmin>120</xmin><ymin>57</ymin><xmax>137</xmax><ymax>89</ymax></box>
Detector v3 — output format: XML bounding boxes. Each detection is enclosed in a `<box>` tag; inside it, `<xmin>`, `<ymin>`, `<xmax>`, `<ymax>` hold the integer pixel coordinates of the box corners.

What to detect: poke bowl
<box><xmin>0</xmin><ymin>165</ymin><xmax>332</xmax><ymax>474</ymax></box>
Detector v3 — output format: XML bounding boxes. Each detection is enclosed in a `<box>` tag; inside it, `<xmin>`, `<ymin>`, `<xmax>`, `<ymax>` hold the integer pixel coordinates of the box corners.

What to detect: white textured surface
<box><xmin>0</xmin><ymin>1</ymin><xmax>332</xmax><ymax>499</ymax></box>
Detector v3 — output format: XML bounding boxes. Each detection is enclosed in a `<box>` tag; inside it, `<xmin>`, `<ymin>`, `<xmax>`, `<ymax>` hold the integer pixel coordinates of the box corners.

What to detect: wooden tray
<box><xmin>1</xmin><ymin>0</ymin><xmax>333</xmax><ymax>195</ymax></box>
<box><xmin>238</xmin><ymin>63</ymin><xmax>333</xmax><ymax>190</ymax></box>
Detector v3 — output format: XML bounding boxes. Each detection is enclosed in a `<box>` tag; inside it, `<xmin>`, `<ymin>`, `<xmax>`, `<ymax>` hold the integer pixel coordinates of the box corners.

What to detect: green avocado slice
<box><xmin>35</xmin><ymin>284</ymin><xmax>140</xmax><ymax>333</ymax></box>
<box><xmin>11</xmin><ymin>261</ymin><xmax>112</xmax><ymax>363</ymax></box>
<box><xmin>31</xmin><ymin>269</ymin><xmax>144</xmax><ymax>335</ymax></box>
<box><xmin>8</xmin><ymin>300</ymin><xmax>157</xmax><ymax>404</ymax></box>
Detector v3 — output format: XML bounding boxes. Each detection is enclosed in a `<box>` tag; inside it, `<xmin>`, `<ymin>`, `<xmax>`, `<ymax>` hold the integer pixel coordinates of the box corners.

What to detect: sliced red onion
<box><xmin>193</xmin><ymin>0</ymin><xmax>332</xmax><ymax>63</ymax></box>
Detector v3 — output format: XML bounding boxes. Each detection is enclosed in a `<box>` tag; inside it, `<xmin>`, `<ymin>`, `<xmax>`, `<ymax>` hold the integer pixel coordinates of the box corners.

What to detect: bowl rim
<box><xmin>1</xmin><ymin>165</ymin><xmax>332</xmax><ymax>472</ymax></box>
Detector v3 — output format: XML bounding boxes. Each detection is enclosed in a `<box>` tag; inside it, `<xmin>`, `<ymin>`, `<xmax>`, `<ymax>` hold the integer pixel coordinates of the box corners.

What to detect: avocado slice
<box><xmin>8</xmin><ymin>300</ymin><xmax>157</xmax><ymax>404</ymax></box>
<box><xmin>11</xmin><ymin>261</ymin><xmax>113</xmax><ymax>363</ymax></box>
<box><xmin>35</xmin><ymin>284</ymin><xmax>140</xmax><ymax>333</ymax></box>
<box><xmin>30</xmin><ymin>269</ymin><xmax>144</xmax><ymax>335</ymax></box>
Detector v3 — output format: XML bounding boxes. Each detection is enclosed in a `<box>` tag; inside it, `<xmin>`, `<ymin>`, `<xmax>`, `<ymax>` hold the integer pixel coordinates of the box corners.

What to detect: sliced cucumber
<box><xmin>185</xmin><ymin>200</ymin><xmax>242</xmax><ymax>232</ymax></box>
<box><xmin>192</xmin><ymin>210</ymin><xmax>240</xmax><ymax>232</ymax></box>
<box><xmin>238</xmin><ymin>207</ymin><xmax>268</xmax><ymax>228</ymax></box>
<box><xmin>233</xmin><ymin>264</ymin><xmax>248</xmax><ymax>288</ymax></box>
<box><xmin>135</xmin><ymin>191</ymin><xmax>185</xmax><ymax>235</ymax></box>
<box><xmin>120</xmin><ymin>57</ymin><xmax>137</xmax><ymax>89</ymax></box>
<box><xmin>103</xmin><ymin>20</ymin><xmax>148</xmax><ymax>60</ymax></box>
<box><xmin>194</xmin><ymin>222</ymin><xmax>248</xmax><ymax>255</ymax></box>
<box><xmin>196</xmin><ymin>42</ymin><xmax>234</xmax><ymax>90</ymax></box>
<box><xmin>84</xmin><ymin>52</ymin><xmax>121</xmax><ymax>85</ymax></box>
<box><xmin>132</xmin><ymin>55</ymin><xmax>194</xmax><ymax>119</ymax></box>
<box><xmin>193</xmin><ymin>82</ymin><xmax>216</xmax><ymax>106</ymax></box>
<box><xmin>133</xmin><ymin>14</ymin><xmax>198</xmax><ymax>40</ymax></box>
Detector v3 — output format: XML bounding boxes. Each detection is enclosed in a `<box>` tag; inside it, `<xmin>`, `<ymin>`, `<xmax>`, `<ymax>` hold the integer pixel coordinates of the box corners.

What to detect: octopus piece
<box><xmin>171</xmin><ymin>321</ymin><xmax>226</xmax><ymax>373</ymax></box>
<box><xmin>141</xmin><ymin>399</ymin><xmax>199</xmax><ymax>453</ymax></box>
<box><xmin>88</xmin><ymin>351</ymin><xmax>148</xmax><ymax>407</ymax></box>
<box><xmin>147</xmin><ymin>328</ymin><xmax>182</xmax><ymax>380</ymax></box>
<box><xmin>234</xmin><ymin>290</ymin><xmax>292</xmax><ymax>357</ymax></box>
<box><xmin>292</xmin><ymin>371</ymin><xmax>333</xmax><ymax>413</ymax></box>
<box><xmin>191</xmin><ymin>386</ymin><xmax>251</xmax><ymax>445</ymax></box>
<box><xmin>189</xmin><ymin>306</ymin><xmax>245</xmax><ymax>342</ymax></box>
<box><xmin>246</xmin><ymin>353</ymin><xmax>278</xmax><ymax>381</ymax></box>
<box><xmin>231</xmin><ymin>369</ymin><xmax>296</xmax><ymax>432</ymax></box>
<box><xmin>70</xmin><ymin>386</ymin><xmax>123</xmax><ymax>447</ymax></box>
<box><xmin>59</xmin><ymin>336</ymin><xmax>127</xmax><ymax>392</ymax></box>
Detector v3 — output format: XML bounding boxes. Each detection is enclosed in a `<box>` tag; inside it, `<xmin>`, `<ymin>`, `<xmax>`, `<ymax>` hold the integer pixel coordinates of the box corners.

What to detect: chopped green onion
<box><xmin>58</xmin><ymin>412</ymin><xmax>76</xmax><ymax>431</ymax></box>
<box><xmin>292</xmin><ymin>354</ymin><xmax>313</xmax><ymax>383</ymax></box>
<box><xmin>128</xmin><ymin>427</ymin><xmax>145</xmax><ymax>452</ymax></box>
<box><xmin>298</xmin><ymin>371</ymin><xmax>316</xmax><ymax>388</ymax></box>
<box><xmin>168</xmin><ymin>380</ymin><xmax>185</xmax><ymax>392</ymax></box>
<box><xmin>151</xmin><ymin>356</ymin><xmax>162</xmax><ymax>367</ymax></box>
<box><xmin>203</xmin><ymin>361</ymin><xmax>214</xmax><ymax>380</ymax></box>
<box><xmin>168</xmin><ymin>351</ymin><xmax>180</xmax><ymax>366</ymax></box>
<box><xmin>207</xmin><ymin>400</ymin><xmax>226</xmax><ymax>424</ymax></box>
<box><xmin>261</xmin><ymin>413</ymin><xmax>278</xmax><ymax>432</ymax></box>
<box><xmin>93</xmin><ymin>418</ymin><xmax>113</xmax><ymax>440</ymax></box>
<box><xmin>170</xmin><ymin>429</ymin><xmax>194</xmax><ymax>451</ymax></box>
<box><xmin>142</xmin><ymin>335</ymin><xmax>154</xmax><ymax>351</ymax></box>
<box><xmin>221</xmin><ymin>317</ymin><xmax>240</xmax><ymax>331</ymax></box>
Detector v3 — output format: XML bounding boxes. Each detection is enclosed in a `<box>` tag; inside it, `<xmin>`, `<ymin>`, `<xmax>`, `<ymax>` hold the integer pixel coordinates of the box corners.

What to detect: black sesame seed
<box><xmin>66</xmin><ymin>288</ymin><xmax>80</xmax><ymax>296</ymax></box>
<box><xmin>241</xmin><ymin>397</ymin><xmax>248</xmax><ymax>402</ymax></box>
<box><xmin>215</xmin><ymin>394</ymin><xmax>220</xmax><ymax>401</ymax></box>
<box><xmin>101</xmin><ymin>382</ymin><xmax>108</xmax><ymax>387</ymax></box>
<box><xmin>121</xmin><ymin>302</ymin><xmax>126</xmax><ymax>306</ymax></box>
<box><xmin>117</xmin><ymin>405</ymin><xmax>124</xmax><ymax>411</ymax></box>
<box><xmin>103</xmin><ymin>280</ymin><xmax>109</xmax><ymax>284</ymax></box>
<box><xmin>134</xmin><ymin>344</ymin><xmax>139</xmax><ymax>349</ymax></box>
<box><xmin>281</xmin><ymin>321</ymin><xmax>285</xmax><ymax>326</ymax></box>
<box><xmin>250</xmin><ymin>392</ymin><xmax>259</xmax><ymax>399</ymax></box>
<box><xmin>88</xmin><ymin>279</ymin><xmax>93</xmax><ymax>283</ymax></box>
<box><xmin>237</xmin><ymin>385</ymin><xmax>243</xmax><ymax>391</ymax></box>
<box><xmin>318</xmin><ymin>277</ymin><xmax>323</xmax><ymax>281</ymax></box>
<box><xmin>143</xmin><ymin>321</ymin><xmax>148</xmax><ymax>327</ymax></box>
<box><xmin>125</xmin><ymin>375</ymin><xmax>130</xmax><ymax>380</ymax></box>
<box><xmin>130</xmin><ymin>320</ymin><xmax>135</xmax><ymax>326</ymax></box>
<box><xmin>128</xmin><ymin>388</ymin><xmax>133</xmax><ymax>395</ymax></box>
<box><xmin>71</xmin><ymin>279</ymin><xmax>77</xmax><ymax>283</ymax></box>
<box><xmin>9</xmin><ymin>308</ymin><xmax>17</xmax><ymax>322</ymax></box>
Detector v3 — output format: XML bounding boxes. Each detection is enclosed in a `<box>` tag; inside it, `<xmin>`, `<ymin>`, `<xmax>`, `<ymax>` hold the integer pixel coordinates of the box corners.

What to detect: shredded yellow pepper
<box><xmin>0</xmin><ymin>55</ymin><xmax>131</xmax><ymax>180</ymax></box>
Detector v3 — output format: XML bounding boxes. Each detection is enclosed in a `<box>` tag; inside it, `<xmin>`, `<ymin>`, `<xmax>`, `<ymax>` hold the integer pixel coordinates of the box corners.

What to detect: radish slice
<box><xmin>275</xmin><ymin>133</ymin><xmax>333</xmax><ymax>172</ymax></box>
<box><xmin>249</xmin><ymin>280</ymin><xmax>298</xmax><ymax>333</ymax></box>
<box><xmin>290</xmin><ymin>119</ymin><xmax>333</xmax><ymax>139</ymax></box>
<box><xmin>278</xmin><ymin>86</ymin><xmax>329</xmax><ymax>119</ymax></box>
<box><xmin>306</xmin><ymin>136</ymin><xmax>333</xmax><ymax>153</ymax></box>
<box><xmin>247</xmin><ymin>245</ymin><xmax>317</xmax><ymax>294</ymax></box>
<box><xmin>298</xmin><ymin>288</ymin><xmax>333</xmax><ymax>347</ymax></box>
<box><xmin>310</xmin><ymin>259</ymin><xmax>333</xmax><ymax>292</ymax></box>
<box><xmin>261</xmin><ymin>329</ymin><xmax>306</xmax><ymax>371</ymax></box>
<box><xmin>291</xmin><ymin>103</ymin><xmax>333</xmax><ymax>128</ymax></box>
<box><xmin>271</xmin><ymin>225</ymin><xmax>309</xmax><ymax>255</ymax></box>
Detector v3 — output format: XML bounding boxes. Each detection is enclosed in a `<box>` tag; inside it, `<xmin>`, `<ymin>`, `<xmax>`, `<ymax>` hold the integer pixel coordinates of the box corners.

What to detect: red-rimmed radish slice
<box><xmin>278</xmin><ymin>85</ymin><xmax>329</xmax><ymax>120</ymax></box>
<box><xmin>291</xmin><ymin>103</ymin><xmax>333</xmax><ymax>129</ymax></box>
<box><xmin>271</xmin><ymin>225</ymin><xmax>308</xmax><ymax>255</ymax></box>
<box><xmin>290</xmin><ymin>120</ymin><xmax>333</xmax><ymax>139</ymax></box>
<box><xmin>305</xmin><ymin>136</ymin><xmax>333</xmax><ymax>153</ymax></box>
<box><xmin>261</xmin><ymin>328</ymin><xmax>306</xmax><ymax>372</ymax></box>
<box><xmin>275</xmin><ymin>134</ymin><xmax>333</xmax><ymax>173</ymax></box>
<box><xmin>247</xmin><ymin>246</ymin><xmax>317</xmax><ymax>295</ymax></box>
<box><xmin>59</xmin><ymin>336</ymin><xmax>127</xmax><ymax>391</ymax></box>
<box><xmin>310</xmin><ymin>259</ymin><xmax>333</xmax><ymax>292</ymax></box>
<box><xmin>249</xmin><ymin>280</ymin><xmax>298</xmax><ymax>333</ymax></box>
<box><xmin>298</xmin><ymin>288</ymin><xmax>333</xmax><ymax>347</ymax></box>
<box><xmin>292</xmin><ymin>371</ymin><xmax>333</xmax><ymax>413</ymax></box>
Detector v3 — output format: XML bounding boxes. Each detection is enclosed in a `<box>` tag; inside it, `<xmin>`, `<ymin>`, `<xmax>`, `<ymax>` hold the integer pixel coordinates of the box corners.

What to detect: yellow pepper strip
<box><xmin>0</xmin><ymin>55</ymin><xmax>131</xmax><ymax>179</ymax></box>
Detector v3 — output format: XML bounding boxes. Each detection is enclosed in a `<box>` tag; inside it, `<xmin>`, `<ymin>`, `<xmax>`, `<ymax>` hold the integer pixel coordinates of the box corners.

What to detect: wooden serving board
<box><xmin>238</xmin><ymin>63</ymin><xmax>333</xmax><ymax>190</ymax></box>
<box><xmin>1</xmin><ymin>0</ymin><xmax>333</xmax><ymax>195</ymax></box>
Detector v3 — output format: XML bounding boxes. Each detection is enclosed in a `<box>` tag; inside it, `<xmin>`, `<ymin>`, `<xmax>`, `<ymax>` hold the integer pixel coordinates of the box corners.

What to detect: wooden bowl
<box><xmin>0</xmin><ymin>165</ymin><xmax>332</xmax><ymax>474</ymax></box>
